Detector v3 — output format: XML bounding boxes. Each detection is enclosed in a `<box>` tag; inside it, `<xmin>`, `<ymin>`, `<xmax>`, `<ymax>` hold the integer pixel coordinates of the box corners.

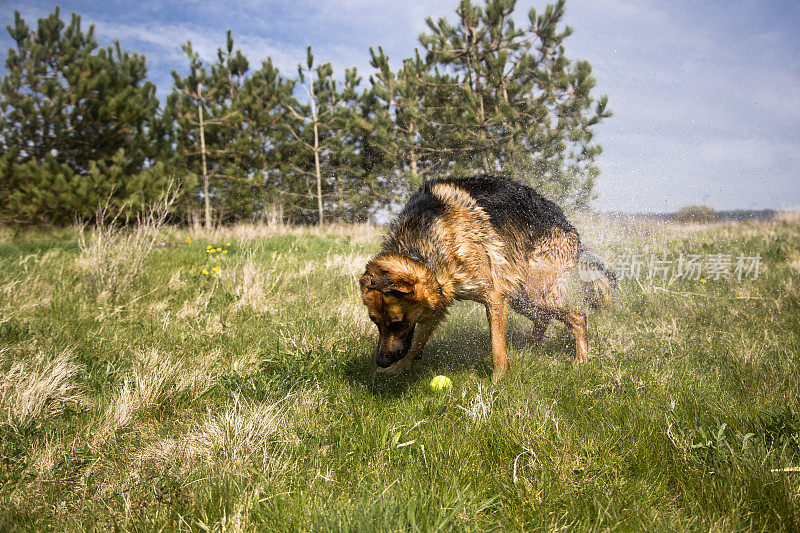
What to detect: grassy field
<box><xmin>0</xmin><ymin>216</ymin><xmax>798</xmax><ymax>531</ymax></box>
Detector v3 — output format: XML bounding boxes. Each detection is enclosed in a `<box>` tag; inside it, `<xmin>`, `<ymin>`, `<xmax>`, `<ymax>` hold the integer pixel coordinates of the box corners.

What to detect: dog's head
<box><xmin>359</xmin><ymin>254</ymin><xmax>440</xmax><ymax>368</ymax></box>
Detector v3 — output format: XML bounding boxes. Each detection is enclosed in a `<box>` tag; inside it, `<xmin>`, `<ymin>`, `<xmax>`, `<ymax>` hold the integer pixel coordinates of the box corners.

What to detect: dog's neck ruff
<box><xmin>397</xmin><ymin>249</ymin><xmax>427</xmax><ymax>268</ymax></box>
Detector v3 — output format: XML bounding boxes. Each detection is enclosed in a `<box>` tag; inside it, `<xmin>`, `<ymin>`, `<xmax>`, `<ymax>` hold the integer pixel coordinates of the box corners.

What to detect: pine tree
<box><xmin>326</xmin><ymin>67</ymin><xmax>386</xmax><ymax>222</ymax></box>
<box><xmin>0</xmin><ymin>8</ymin><xmax>168</xmax><ymax>224</ymax></box>
<box><xmin>415</xmin><ymin>0</ymin><xmax>610</xmax><ymax>210</ymax></box>
<box><xmin>205</xmin><ymin>32</ymin><xmax>257</xmax><ymax>222</ymax></box>
<box><xmin>167</xmin><ymin>34</ymin><xmax>241</xmax><ymax>225</ymax></box>
<box><xmin>237</xmin><ymin>57</ymin><xmax>297</xmax><ymax>223</ymax></box>
<box><xmin>165</xmin><ymin>44</ymin><xmax>204</xmax><ymax>225</ymax></box>
<box><xmin>283</xmin><ymin>47</ymin><xmax>351</xmax><ymax>225</ymax></box>
<box><xmin>369</xmin><ymin>47</ymin><xmax>438</xmax><ymax>193</ymax></box>
<box><xmin>166</xmin><ymin>32</ymin><xmax>297</xmax><ymax>224</ymax></box>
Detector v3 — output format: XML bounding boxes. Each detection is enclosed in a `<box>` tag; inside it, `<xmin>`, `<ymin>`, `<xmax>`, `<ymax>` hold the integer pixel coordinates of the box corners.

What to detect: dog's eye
<box><xmin>385</xmin><ymin>289</ymin><xmax>407</xmax><ymax>298</ymax></box>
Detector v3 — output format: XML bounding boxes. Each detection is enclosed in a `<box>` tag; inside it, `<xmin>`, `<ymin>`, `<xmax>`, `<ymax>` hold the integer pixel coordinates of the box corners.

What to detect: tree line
<box><xmin>0</xmin><ymin>0</ymin><xmax>610</xmax><ymax>226</ymax></box>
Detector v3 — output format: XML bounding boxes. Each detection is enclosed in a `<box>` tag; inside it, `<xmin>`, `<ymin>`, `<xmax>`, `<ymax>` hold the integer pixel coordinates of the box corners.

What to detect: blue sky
<box><xmin>2</xmin><ymin>0</ymin><xmax>799</xmax><ymax>213</ymax></box>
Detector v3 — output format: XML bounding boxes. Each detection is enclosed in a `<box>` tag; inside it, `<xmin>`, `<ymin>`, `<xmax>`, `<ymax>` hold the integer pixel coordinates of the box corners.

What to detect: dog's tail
<box><xmin>577</xmin><ymin>248</ymin><xmax>617</xmax><ymax>309</ymax></box>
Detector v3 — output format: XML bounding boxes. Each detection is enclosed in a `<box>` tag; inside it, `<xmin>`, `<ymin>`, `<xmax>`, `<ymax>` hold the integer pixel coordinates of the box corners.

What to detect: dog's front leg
<box><xmin>375</xmin><ymin>312</ymin><xmax>445</xmax><ymax>376</ymax></box>
<box><xmin>485</xmin><ymin>293</ymin><xmax>509</xmax><ymax>382</ymax></box>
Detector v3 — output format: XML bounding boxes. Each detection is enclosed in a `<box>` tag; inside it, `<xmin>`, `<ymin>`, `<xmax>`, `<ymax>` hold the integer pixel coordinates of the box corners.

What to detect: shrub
<box><xmin>675</xmin><ymin>204</ymin><xmax>719</xmax><ymax>224</ymax></box>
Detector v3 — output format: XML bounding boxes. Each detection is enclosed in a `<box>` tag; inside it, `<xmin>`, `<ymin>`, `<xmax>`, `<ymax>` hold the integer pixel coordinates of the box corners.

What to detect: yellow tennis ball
<box><xmin>430</xmin><ymin>375</ymin><xmax>452</xmax><ymax>392</ymax></box>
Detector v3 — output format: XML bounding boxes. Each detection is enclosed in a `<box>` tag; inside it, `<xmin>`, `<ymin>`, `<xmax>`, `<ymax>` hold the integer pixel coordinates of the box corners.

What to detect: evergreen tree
<box><xmin>164</xmin><ymin>44</ymin><xmax>208</xmax><ymax>225</ymax></box>
<box><xmin>382</xmin><ymin>0</ymin><xmax>611</xmax><ymax>210</ymax></box>
<box><xmin>369</xmin><ymin>47</ymin><xmax>438</xmax><ymax>193</ymax></box>
<box><xmin>167</xmin><ymin>32</ymin><xmax>296</xmax><ymax>224</ymax></box>
<box><xmin>0</xmin><ymin>8</ymin><xmax>168</xmax><ymax>224</ymax></box>
<box><xmin>283</xmin><ymin>47</ymin><xmax>351</xmax><ymax>225</ymax></box>
<box><xmin>167</xmin><ymin>34</ymin><xmax>243</xmax><ymax>225</ymax></box>
<box><xmin>205</xmin><ymin>32</ymin><xmax>257</xmax><ymax>222</ymax></box>
<box><xmin>237</xmin><ymin>57</ymin><xmax>296</xmax><ymax>222</ymax></box>
<box><xmin>326</xmin><ymin>67</ymin><xmax>388</xmax><ymax>222</ymax></box>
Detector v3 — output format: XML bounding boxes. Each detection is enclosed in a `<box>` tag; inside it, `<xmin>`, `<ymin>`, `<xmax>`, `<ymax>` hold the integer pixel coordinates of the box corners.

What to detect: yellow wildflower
<box><xmin>201</xmin><ymin>270</ymin><xmax>209</xmax><ymax>275</ymax></box>
<box><xmin>226</xmin><ymin>242</ymin><xmax>231</xmax><ymax>246</ymax></box>
<box><xmin>213</xmin><ymin>267</ymin><xmax>221</xmax><ymax>273</ymax></box>
<box><xmin>222</xmin><ymin>250</ymin><xmax>228</xmax><ymax>254</ymax></box>
<box><xmin>700</xmin><ymin>279</ymin><xmax>707</xmax><ymax>283</ymax></box>
<box><xmin>206</xmin><ymin>245</ymin><xmax>213</xmax><ymax>250</ymax></box>
<box><xmin>209</xmin><ymin>249</ymin><xmax>216</xmax><ymax>254</ymax></box>
<box><xmin>186</xmin><ymin>237</ymin><xmax>192</xmax><ymax>244</ymax></box>
<box><xmin>216</xmin><ymin>248</ymin><xmax>222</xmax><ymax>252</ymax></box>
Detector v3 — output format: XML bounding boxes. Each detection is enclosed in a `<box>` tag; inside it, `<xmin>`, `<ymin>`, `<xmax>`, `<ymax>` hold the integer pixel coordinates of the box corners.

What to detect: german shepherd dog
<box><xmin>360</xmin><ymin>175</ymin><xmax>616</xmax><ymax>381</ymax></box>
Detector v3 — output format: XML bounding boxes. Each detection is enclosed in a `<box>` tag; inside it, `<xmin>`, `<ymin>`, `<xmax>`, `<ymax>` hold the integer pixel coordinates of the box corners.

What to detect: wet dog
<box><xmin>360</xmin><ymin>175</ymin><xmax>615</xmax><ymax>381</ymax></box>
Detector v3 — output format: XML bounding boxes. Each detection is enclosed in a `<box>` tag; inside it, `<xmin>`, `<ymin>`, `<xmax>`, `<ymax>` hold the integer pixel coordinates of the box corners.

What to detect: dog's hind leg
<box><xmin>520</xmin><ymin>231</ymin><xmax>588</xmax><ymax>362</ymax></box>
<box><xmin>516</xmin><ymin>271</ymin><xmax>589</xmax><ymax>364</ymax></box>
<box><xmin>537</xmin><ymin>294</ymin><xmax>588</xmax><ymax>363</ymax></box>
<box><xmin>553</xmin><ymin>304</ymin><xmax>589</xmax><ymax>364</ymax></box>
<box><xmin>510</xmin><ymin>296</ymin><xmax>551</xmax><ymax>345</ymax></box>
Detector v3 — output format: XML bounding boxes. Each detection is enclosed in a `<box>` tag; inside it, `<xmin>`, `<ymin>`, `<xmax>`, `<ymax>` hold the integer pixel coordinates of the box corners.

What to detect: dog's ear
<box><xmin>362</xmin><ymin>255</ymin><xmax>442</xmax><ymax>308</ymax></box>
<box><xmin>359</xmin><ymin>272</ymin><xmax>373</xmax><ymax>292</ymax></box>
<box><xmin>360</xmin><ymin>271</ymin><xmax>416</xmax><ymax>296</ymax></box>
<box><xmin>381</xmin><ymin>273</ymin><xmax>416</xmax><ymax>296</ymax></box>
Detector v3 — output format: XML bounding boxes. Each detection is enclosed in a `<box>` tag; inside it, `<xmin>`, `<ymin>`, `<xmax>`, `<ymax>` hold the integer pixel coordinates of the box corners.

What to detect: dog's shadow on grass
<box><xmin>341</xmin><ymin>327</ymin><xmax>490</xmax><ymax>398</ymax></box>
<box><xmin>342</xmin><ymin>322</ymin><xmax>574</xmax><ymax>398</ymax></box>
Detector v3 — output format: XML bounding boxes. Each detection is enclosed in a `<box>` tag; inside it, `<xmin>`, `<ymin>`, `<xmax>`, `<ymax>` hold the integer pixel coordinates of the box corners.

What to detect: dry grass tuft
<box><xmin>29</xmin><ymin>437</ymin><xmax>65</xmax><ymax>478</ymax></box>
<box><xmin>103</xmin><ymin>373</ymin><xmax>167</xmax><ymax>435</ymax></box>
<box><xmin>101</xmin><ymin>350</ymin><xmax>210</xmax><ymax>436</ymax></box>
<box><xmin>136</xmin><ymin>394</ymin><xmax>292</xmax><ymax>474</ymax></box>
<box><xmin>787</xmin><ymin>251</ymin><xmax>800</xmax><ymax>273</ymax></box>
<box><xmin>323</xmin><ymin>251</ymin><xmax>371</xmax><ymax>276</ymax></box>
<box><xmin>0</xmin><ymin>225</ymin><xmax>13</xmax><ymax>245</ymax></box>
<box><xmin>205</xmin><ymin>314</ymin><xmax>225</xmax><ymax>335</ymax></box>
<box><xmin>335</xmin><ymin>298</ymin><xmax>371</xmax><ymax>333</ymax></box>
<box><xmin>177</xmin><ymin>292</ymin><xmax>212</xmax><ymax>322</ymax></box>
<box><xmin>187</xmin><ymin>394</ymin><xmax>289</xmax><ymax>469</ymax></box>
<box><xmin>180</xmin><ymin>220</ymin><xmax>382</xmax><ymax>245</ymax></box>
<box><xmin>234</xmin><ymin>255</ymin><xmax>282</xmax><ymax>312</ymax></box>
<box><xmin>77</xmin><ymin>186</ymin><xmax>177</xmax><ymax>303</ymax></box>
<box><xmin>0</xmin><ymin>349</ymin><xmax>82</xmax><ymax>431</ymax></box>
<box><xmin>1</xmin><ymin>276</ymin><xmax>53</xmax><ymax>316</ymax></box>
<box><xmin>457</xmin><ymin>384</ymin><xmax>496</xmax><ymax>425</ymax></box>
<box><xmin>776</xmin><ymin>208</ymin><xmax>800</xmax><ymax>224</ymax></box>
<box><xmin>167</xmin><ymin>269</ymin><xmax>185</xmax><ymax>291</ymax></box>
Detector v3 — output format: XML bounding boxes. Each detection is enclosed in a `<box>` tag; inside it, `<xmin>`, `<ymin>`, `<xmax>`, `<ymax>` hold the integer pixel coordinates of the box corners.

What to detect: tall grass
<box><xmin>77</xmin><ymin>186</ymin><xmax>177</xmax><ymax>303</ymax></box>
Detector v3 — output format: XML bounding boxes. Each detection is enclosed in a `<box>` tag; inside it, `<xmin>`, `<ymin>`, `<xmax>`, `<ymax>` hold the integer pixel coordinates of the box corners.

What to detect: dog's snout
<box><xmin>375</xmin><ymin>341</ymin><xmax>406</xmax><ymax>367</ymax></box>
<box><xmin>375</xmin><ymin>324</ymin><xmax>416</xmax><ymax>368</ymax></box>
<box><xmin>376</xmin><ymin>353</ymin><xmax>394</xmax><ymax>368</ymax></box>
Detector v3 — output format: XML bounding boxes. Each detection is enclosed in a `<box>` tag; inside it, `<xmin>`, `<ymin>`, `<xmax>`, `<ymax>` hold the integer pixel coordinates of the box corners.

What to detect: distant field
<box><xmin>0</xmin><ymin>218</ymin><xmax>798</xmax><ymax>531</ymax></box>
